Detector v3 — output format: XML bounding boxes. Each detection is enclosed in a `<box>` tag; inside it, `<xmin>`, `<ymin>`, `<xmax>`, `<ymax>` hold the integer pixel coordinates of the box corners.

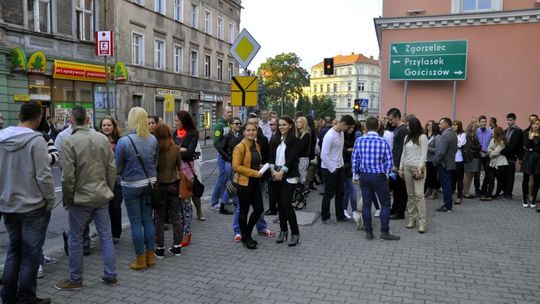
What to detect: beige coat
<box><xmin>61</xmin><ymin>126</ymin><xmax>116</xmax><ymax>208</ymax></box>
<box><xmin>488</xmin><ymin>139</ymin><xmax>508</xmax><ymax>168</ymax></box>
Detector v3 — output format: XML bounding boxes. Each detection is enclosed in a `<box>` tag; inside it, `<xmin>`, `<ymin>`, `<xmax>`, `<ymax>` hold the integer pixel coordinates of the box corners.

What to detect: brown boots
<box><xmin>146</xmin><ymin>251</ymin><xmax>155</xmax><ymax>267</ymax></box>
<box><xmin>129</xmin><ymin>254</ymin><xmax>147</xmax><ymax>270</ymax></box>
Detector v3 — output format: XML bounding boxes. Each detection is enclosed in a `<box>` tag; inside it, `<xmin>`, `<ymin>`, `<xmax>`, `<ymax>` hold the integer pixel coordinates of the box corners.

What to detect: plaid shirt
<box><xmin>352</xmin><ymin>131</ymin><xmax>393</xmax><ymax>179</ymax></box>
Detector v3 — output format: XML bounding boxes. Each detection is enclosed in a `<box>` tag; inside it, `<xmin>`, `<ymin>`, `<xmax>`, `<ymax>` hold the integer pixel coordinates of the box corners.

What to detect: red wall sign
<box><xmin>95</xmin><ymin>31</ymin><xmax>114</xmax><ymax>56</ymax></box>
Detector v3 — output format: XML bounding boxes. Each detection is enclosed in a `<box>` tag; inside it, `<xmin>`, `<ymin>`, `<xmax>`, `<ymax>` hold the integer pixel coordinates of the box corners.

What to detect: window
<box><xmin>319</xmin><ymin>84</ymin><xmax>323</xmax><ymax>92</ymax></box>
<box><xmin>154</xmin><ymin>39</ymin><xmax>165</xmax><ymax>70</ymax></box>
<box><xmin>132</xmin><ymin>32</ymin><xmax>144</xmax><ymax>65</ymax></box>
<box><xmin>190</xmin><ymin>50</ymin><xmax>198</xmax><ymax>77</ymax></box>
<box><xmin>191</xmin><ymin>4</ymin><xmax>198</xmax><ymax>29</ymax></box>
<box><xmin>333</xmin><ymin>83</ymin><xmax>337</xmax><ymax>92</ymax></box>
<box><xmin>28</xmin><ymin>0</ymin><xmax>51</xmax><ymax>33</ymax></box>
<box><xmin>348</xmin><ymin>67</ymin><xmax>352</xmax><ymax>75</ymax></box>
<box><xmin>76</xmin><ymin>0</ymin><xmax>94</xmax><ymax>41</ymax></box>
<box><xmin>347</xmin><ymin>98</ymin><xmax>352</xmax><ymax>108</ymax></box>
<box><xmin>347</xmin><ymin>82</ymin><xmax>352</xmax><ymax>91</ymax></box>
<box><xmin>358</xmin><ymin>67</ymin><xmax>364</xmax><ymax>75</ymax></box>
<box><xmin>217</xmin><ymin>17</ymin><xmax>224</xmax><ymax>40</ymax></box>
<box><xmin>174</xmin><ymin>45</ymin><xmax>183</xmax><ymax>73</ymax></box>
<box><xmin>455</xmin><ymin>0</ymin><xmax>501</xmax><ymax>12</ymax></box>
<box><xmin>326</xmin><ymin>84</ymin><xmax>330</xmax><ymax>92</ymax></box>
<box><xmin>204</xmin><ymin>55</ymin><xmax>211</xmax><ymax>78</ymax></box>
<box><xmin>358</xmin><ymin>82</ymin><xmax>365</xmax><ymax>91</ymax></box>
<box><xmin>155</xmin><ymin>0</ymin><xmax>166</xmax><ymax>14</ymax></box>
<box><xmin>228</xmin><ymin>22</ymin><xmax>235</xmax><ymax>43</ymax></box>
<box><xmin>370</xmin><ymin>81</ymin><xmax>374</xmax><ymax>92</ymax></box>
<box><xmin>217</xmin><ymin>59</ymin><xmax>223</xmax><ymax>81</ymax></box>
<box><xmin>228</xmin><ymin>62</ymin><xmax>234</xmax><ymax>81</ymax></box>
<box><xmin>204</xmin><ymin>10</ymin><xmax>212</xmax><ymax>34</ymax></box>
<box><xmin>174</xmin><ymin>0</ymin><xmax>183</xmax><ymax>22</ymax></box>
<box><xmin>313</xmin><ymin>85</ymin><xmax>317</xmax><ymax>93</ymax></box>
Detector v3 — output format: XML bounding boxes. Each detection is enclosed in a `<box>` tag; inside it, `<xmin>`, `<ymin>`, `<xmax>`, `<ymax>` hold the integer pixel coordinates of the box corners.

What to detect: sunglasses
<box><xmin>269</xmin><ymin>123</ymin><xmax>276</xmax><ymax>126</ymax></box>
<box><xmin>232</xmin><ymin>122</ymin><xmax>241</xmax><ymax>125</ymax></box>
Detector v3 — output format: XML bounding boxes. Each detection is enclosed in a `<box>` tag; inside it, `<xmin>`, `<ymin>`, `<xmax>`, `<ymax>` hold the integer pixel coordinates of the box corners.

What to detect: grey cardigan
<box><xmin>426</xmin><ymin>134</ymin><xmax>440</xmax><ymax>162</ymax></box>
<box><xmin>433</xmin><ymin>128</ymin><xmax>458</xmax><ymax>170</ymax></box>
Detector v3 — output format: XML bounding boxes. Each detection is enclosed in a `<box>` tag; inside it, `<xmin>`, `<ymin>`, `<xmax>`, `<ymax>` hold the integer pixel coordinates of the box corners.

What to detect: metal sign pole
<box><xmin>403</xmin><ymin>80</ymin><xmax>408</xmax><ymax>114</ymax></box>
<box><xmin>452</xmin><ymin>81</ymin><xmax>457</xmax><ymax>120</ymax></box>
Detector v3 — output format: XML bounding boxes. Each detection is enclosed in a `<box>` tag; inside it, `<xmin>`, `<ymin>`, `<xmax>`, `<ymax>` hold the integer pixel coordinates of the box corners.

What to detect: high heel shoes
<box><xmin>242</xmin><ymin>238</ymin><xmax>257</xmax><ymax>250</ymax></box>
<box><xmin>288</xmin><ymin>234</ymin><xmax>300</xmax><ymax>247</ymax></box>
<box><xmin>276</xmin><ymin>231</ymin><xmax>288</xmax><ymax>244</ymax></box>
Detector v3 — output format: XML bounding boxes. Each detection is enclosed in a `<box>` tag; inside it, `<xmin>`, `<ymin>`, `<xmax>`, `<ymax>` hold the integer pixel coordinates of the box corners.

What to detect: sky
<box><xmin>239</xmin><ymin>0</ymin><xmax>383</xmax><ymax>73</ymax></box>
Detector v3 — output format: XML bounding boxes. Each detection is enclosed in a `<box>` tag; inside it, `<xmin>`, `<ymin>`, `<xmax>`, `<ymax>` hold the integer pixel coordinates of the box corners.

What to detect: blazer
<box><xmin>433</xmin><ymin>128</ymin><xmax>458</xmax><ymax>170</ymax></box>
<box><xmin>232</xmin><ymin>138</ymin><xmax>261</xmax><ymax>186</ymax></box>
<box><xmin>268</xmin><ymin>136</ymin><xmax>301</xmax><ymax>179</ymax></box>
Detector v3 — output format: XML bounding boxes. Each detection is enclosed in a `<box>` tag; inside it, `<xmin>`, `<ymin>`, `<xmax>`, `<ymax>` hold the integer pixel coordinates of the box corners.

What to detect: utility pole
<box><xmin>104</xmin><ymin>0</ymin><xmax>111</xmax><ymax>116</ymax></box>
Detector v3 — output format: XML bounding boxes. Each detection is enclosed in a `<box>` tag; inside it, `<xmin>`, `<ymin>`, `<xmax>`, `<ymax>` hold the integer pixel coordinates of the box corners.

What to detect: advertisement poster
<box><xmin>55</xmin><ymin>102</ymin><xmax>94</xmax><ymax>130</ymax></box>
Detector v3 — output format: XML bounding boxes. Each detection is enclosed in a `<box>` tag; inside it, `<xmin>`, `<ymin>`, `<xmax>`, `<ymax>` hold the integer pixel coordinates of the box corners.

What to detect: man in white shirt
<box><xmin>320</xmin><ymin>115</ymin><xmax>356</xmax><ymax>224</ymax></box>
<box><xmin>259</xmin><ymin>109</ymin><xmax>272</xmax><ymax>141</ymax></box>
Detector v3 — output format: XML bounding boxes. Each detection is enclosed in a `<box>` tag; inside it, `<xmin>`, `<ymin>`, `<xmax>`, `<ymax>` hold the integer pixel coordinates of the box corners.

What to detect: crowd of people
<box><xmin>1</xmin><ymin>100</ymin><xmax>538</xmax><ymax>303</ymax></box>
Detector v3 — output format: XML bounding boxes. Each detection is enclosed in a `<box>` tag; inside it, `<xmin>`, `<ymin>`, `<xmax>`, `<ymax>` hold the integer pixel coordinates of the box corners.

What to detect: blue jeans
<box><xmin>437</xmin><ymin>165</ymin><xmax>453</xmax><ymax>210</ymax></box>
<box><xmin>359</xmin><ymin>173</ymin><xmax>391</xmax><ymax>233</ymax></box>
<box><xmin>233</xmin><ymin>199</ymin><xmax>268</xmax><ymax>235</ymax></box>
<box><xmin>211</xmin><ymin>155</ymin><xmax>229</xmax><ymax>206</ymax></box>
<box><xmin>343</xmin><ymin>178</ymin><xmax>357</xmax><ymax>212</ymax></box>
<box><xmin>68</xmin><ymin>204</ymin><xmax>116</xmax><ymax>283</ymax></box>
<box><xmin>1</xmin><ymin>206</ymin><xmax>50</xmax><ymax>304</ymax></box>
<box><xmin>122</xmin><ymin>185</ymin><xmax>156</xmax><ymax>256</ymax></box>
<box><xmin>221</xmin><ymin>161</ymin><xmax>238</xmax><ymax>205</ymax></box>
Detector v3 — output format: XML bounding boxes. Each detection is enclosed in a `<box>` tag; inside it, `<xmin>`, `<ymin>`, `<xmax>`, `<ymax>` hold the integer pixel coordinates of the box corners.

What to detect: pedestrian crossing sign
<box><xmin>359</xmin><ymin>99</ymin><xmax>369</xmax><ymax>108</ymax></box>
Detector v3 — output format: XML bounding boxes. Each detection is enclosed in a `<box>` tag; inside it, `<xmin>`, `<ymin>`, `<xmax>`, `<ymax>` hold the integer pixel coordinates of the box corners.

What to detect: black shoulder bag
<box><xmin>127</xmin><ymin>135</ymin><xmax>163</xmax><ymax>209</ymax></box>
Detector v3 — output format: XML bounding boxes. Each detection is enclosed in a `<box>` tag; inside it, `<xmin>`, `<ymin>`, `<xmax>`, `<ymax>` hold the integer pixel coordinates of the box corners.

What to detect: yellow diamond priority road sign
<box><xmin>231</xmin><ymin>76</ymin><xmax>258</xmax><ymax>107</ymax></box>
<box><xmin>230</xmin><ymin>29</ymin><xmax>261</xmax><ymax>70</ymax></box>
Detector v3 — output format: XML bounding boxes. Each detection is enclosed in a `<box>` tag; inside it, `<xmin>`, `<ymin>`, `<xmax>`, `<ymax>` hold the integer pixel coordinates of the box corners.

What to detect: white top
<box><xmin>455</xmin><ymin>133</ymin><xmax>466</xmax><ymax>162</ymax></box>
<box><xmin>259</xmin><ymin>120</ymin><xmax>273</xmax><ymax>141</ymax></box>
<box><xmin>399</xmin><ymin>134</ymin><xmax>428</xmax><ymax>169</ymax></box>
<box><xmin>383</xmin><ymin>130</ymin><xmax>394</xmax><ymax>150</ymax></box>
<box><xmin>321</xmin><ymin>128</ymin><xmax>344</xmax><ymax>173</ymax></box>
<box><xmin>275</xmin><ymin>139</ymin><xmax>298</xmax><ymax>184</ymax></box>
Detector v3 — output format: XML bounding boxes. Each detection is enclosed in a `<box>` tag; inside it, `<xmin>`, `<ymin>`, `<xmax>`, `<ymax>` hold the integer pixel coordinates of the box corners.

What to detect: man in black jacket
<box><xmin>387</xmin><ymin>108</ymin><xmax>408</xmax><ymax>219</ymax></box>
<box><xmin>501</xmin><ymin>113</ymin><xmax>523</xmax><ymax>200</ymax></box>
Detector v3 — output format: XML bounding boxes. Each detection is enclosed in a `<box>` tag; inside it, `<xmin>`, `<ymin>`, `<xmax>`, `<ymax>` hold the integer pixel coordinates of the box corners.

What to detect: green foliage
<box><xmin>257</xmin><ymin>52</ymin><xmax>310</xmax><ymax>115</ymax></box>
<box><xmin>295</xmin><ymin>95</ymin><xmax>311</xmax><ymax>116</ymax></box>
<box><xmin>311</xmin><ymin>95</ymin><xmax>335</xmax><ymax>119</ymax></box>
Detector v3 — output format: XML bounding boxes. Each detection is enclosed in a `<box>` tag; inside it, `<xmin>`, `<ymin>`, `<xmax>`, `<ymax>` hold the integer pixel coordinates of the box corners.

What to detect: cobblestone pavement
<box><xmin>9</xmin><ymin>182</ymin><xmax>540</xmax><ymax>304</ymax></box>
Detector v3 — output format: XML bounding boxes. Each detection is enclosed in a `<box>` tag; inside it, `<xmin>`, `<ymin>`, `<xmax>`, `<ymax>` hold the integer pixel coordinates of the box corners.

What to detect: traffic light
<box><xmin>324</xmin><ymin>58</ymin><xmax>334</xmax><ymax>75</ymax></box>
<box><xmin>353</xmin><ymin>99</ymin><xmax>360</xmax><ymax>115</ymax></box>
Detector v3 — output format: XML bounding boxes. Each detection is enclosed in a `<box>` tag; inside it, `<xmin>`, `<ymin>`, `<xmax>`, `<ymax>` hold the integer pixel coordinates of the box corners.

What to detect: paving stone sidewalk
<box><xmin>7</xmin><ymin>183</ymin><xmax>540</xmax><ymax>304</ymax></box>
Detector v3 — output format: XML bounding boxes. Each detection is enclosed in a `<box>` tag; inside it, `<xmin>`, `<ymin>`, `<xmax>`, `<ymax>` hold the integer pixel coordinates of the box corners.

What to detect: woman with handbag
<box><xmin>115</xmin><ymin>107</ymin><xmax>158</xmax><ymax>270</ymax></box>
<box><xmin>232</xmin><ymin>122</ymin><xmax>264</xmax><ymax>250</ymax></box>
<box><xmin>99</xmin><ymin>116</ymin><xmax>124</xmax><ymax>244</ymax></box>
<box><xmin>154</xmin><ymin>124</ymin><xmax>183</xmax><ymax>257</ymax></box>
<box><xmin>487</xmin><ymin>126</ymin><xmax>509</xmax><ymax>199</ymax></box>
<box><xmin>269</xmin><ymin>116</ymin><xmax>301</xmax><ymax>246</ymax></box>
<box><xmin>172</xmin><ymin>111</ymin><xmax>199</xmax><ymax>247</ymax></box>
<box><xmin>398</xmin><ymin>115</ymin><xmax>428</xmax><ymax>233</ymax></box>
<box><xmin>462</xmin><ymin>120</ymin><xmax>482</xmax><ymax>199</ymax></box>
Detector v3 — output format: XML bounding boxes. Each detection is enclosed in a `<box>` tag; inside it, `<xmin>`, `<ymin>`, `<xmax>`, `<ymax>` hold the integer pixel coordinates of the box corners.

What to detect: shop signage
<box><xmin>53</xmin><ymin>60</ymin><xmax>107</xmax><ymax>83</ymax></box>
<box><xmin>28</xmin><ymin>51</ymin><xmax>47</xmax><ymax>74</ymax></box>
<box><xmin>14</xmin><ymin>94</ymin><xmax>31</xmax><ymax>102</ymax></box>
<box><xmin>229</xmin><ymin>29</ymin><xmax>260</xmax><ymax>70</ymax></box>
<box><xmin>164</xmin><ymin>94</ymin><xmax>174</xmax><ymax>112</ymax></box>
<box><xmin>11</xmin><ymin>48</ymin><xmax>27</xmax><ymax>72</ymax></box>
<box><xmin>95</xmin><ymin>31</ymin><xmax>114</xmax><ymax>56</ymax></box>
<box><xmin>113</xmin><ymin>61</ymin><xmax>128</xmax><ymax>81</ymax></box>
<box><xmin>231</xmin><ymin>76</ymin><xmax>258</xmax><ymax>107</ymax></box>
<box><xmin>389</xmin><ymin>40</ymin><xmax>468</xmax><ymax>81</ymax></box>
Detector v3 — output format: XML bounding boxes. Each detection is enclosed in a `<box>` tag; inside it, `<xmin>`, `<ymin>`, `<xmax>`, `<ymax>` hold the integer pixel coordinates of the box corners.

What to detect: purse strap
<box><xmin>127</xmin><ymin>135</ymin><xmax>153</xmax><ymax>185</ymax></box>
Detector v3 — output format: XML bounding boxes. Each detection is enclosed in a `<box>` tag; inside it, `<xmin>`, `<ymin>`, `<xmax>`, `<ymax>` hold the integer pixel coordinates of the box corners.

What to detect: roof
<box><xmin>312</xmin><ymin>53</ymin><xmax>378</xmax><ymax>68</ymax></box>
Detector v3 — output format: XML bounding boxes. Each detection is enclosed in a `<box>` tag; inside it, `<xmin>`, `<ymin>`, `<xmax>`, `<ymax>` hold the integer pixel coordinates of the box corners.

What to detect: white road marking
<box><xmin>201</xmin><ymin>159</ymin><xmax>217</xmax><ymax>164</ymax></box>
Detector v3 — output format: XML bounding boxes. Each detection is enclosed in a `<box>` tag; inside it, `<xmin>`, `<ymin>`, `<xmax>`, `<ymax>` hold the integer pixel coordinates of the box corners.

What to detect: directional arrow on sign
<box><xmin>392</xmin><ymin>46</ymin><xmax>398</xmax><ymax>54</ymax></box>
<box><xmin>392</xmin><ymin>60</ymin><xmax>401</xmax><ymax>64</ymax></box>
<box><xmin>454</xmin><ymin>70</ymin><xmax>463</xmax><ymax>75</ymax></box>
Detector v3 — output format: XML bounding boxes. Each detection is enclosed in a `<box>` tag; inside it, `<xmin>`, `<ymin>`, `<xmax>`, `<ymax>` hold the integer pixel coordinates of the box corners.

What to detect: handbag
<box><xmin>225</xmin><ymin>142</ymin><xmax>250</xmax><ymax>198</ymax></box>
<box><xmin>127</xmin><ymin>136</ymin><xmax>163</xmax><ymax>209</ymax></box>
<box><xmin>187</xmin><ymin>162</ymin><xmax>204</xmax><ymax>198</ymax></box>
<box><xmin>179</xmin><ymin>169</ymin><xmax>193</xmax><ymax>200</ymax></box>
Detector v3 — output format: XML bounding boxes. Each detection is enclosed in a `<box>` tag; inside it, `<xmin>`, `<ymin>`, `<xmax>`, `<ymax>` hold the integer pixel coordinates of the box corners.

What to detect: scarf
<box><xmin>176</xmin><ymin>128</ymin><xmax>187</xmax><ymax>139</ymax></box>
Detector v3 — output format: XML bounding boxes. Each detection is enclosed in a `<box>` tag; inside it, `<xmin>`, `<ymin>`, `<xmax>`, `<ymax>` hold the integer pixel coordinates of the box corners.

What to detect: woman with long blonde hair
<box><xmin>522</xmin><ymin>119</ymin><xmax>540</xmax><ymax>208</ymax></box>
<box><xmin>293</xmin><ymin>116</ymin><xmax>310</xmax><ymax>210</ymax></box>
<box><xmin>115</xmin><ymin>107</ymin><xmax>159</xmax><ymax>270</ymax></box>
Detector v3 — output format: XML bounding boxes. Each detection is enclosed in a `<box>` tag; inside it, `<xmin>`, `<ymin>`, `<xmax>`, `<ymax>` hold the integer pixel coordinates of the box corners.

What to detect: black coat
<box><xmin>219</xmin><ymin>131</ymin><xmax>243</xmax><ymax>162</ymax></box>
<box><xmin>298</xmin><ymin>132</ymin><xmax>310</xmax><ymax>158</ymax></box>
<box><xmin>269</xmin><ymin>136</ymin><xmax>301</xmax><ymax>179</ymax></box>
<box><xmin>522</xmin><ymin>132</ymin><xmax>540</xmax><ymax>175</ymax></box>
<box><xmin>501</xmin><ymin>126</ymin><xmax>523</xmax><ymax>161</ymax></box>
<box><xmin>172</xmin><ymin>129</ymin><xmax>199</xmax><ymax>161</ymax></box>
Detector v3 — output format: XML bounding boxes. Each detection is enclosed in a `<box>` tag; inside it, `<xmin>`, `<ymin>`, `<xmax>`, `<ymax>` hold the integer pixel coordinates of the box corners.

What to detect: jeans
<box><xmin>221</xmin><ymin>161</ymin><xmax>238</xmax><ymax>205</ymax></box>
<box><xmin>122</xmin><ymin>185</ymin><xmax>155</xmax><ymax>256</ymax></box>
<box><xmin>321</xmin><ymin>167</ymin><xmax>345</xmax><ymax>221</ymax></box>
<box><xmin>451</xmin><ymin>162</ymin><xmax>464</xmax><ymax>199</ymax></box>
<box><xmin>1</xmin><ymin>206</ymin><xmax>50</xmax><ymax>304</ymax></box>
<box><xmin>343</xmin><ymin>178</ymin><xmax>357</xmax><ymax>212</ymax></box>
<box><xmin>211</xmin><ymin>155</ymin><xmax>228</xmax><ymax>206</ymax></box>
<box><xmin>109</xmin><ymin>182</ymin><xmax>123</xmax><ymax>239</ymax></box>
<box><xmin>237</xmin><ymin>178</ymin><xmax>264</xmax><ymax>240</ymax></box>
<box><xmin>68</xmin><ymin>204</ymin><xmax>116</xmax><ymax>283</ymax></box>
<box><xmin>437</xmin><ymin>165</ymin><xmax>453</xmax><ymax>210</ymax></box>
<box><xmin>359</xmin><ymin>173</ymin><xmax>391</xmax><ymax>233</ymax></box>
<box><xmin>156</xmin><ymin>182</ymin><xmax>183</xmax><ymax>247</ymax></box>
<box><xmin>233</xmin><ymin>202</ymin><xmax>268</xmax><ymax>235</ymax></box>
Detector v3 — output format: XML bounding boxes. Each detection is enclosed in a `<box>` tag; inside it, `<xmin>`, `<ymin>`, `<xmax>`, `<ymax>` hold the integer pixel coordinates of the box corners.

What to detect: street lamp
<box><xmin>280</xmin><ymin>81</ymin><xmax>290</xmax><ymax>117</ymax></box>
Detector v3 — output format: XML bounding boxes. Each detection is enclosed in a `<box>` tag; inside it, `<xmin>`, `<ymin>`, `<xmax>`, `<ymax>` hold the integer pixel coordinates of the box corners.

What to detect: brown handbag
<box><xmin>179</xmin><ymin>169</ymin><xmax>193</xmax><ymax>200</ymax></box>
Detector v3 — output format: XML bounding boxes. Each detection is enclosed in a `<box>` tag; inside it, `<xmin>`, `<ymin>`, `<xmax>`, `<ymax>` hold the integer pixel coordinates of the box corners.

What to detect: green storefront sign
<box><xmin>389</xmin><ymin>40</ymin><xmax>468</xmax><ymax>81</ymax></box>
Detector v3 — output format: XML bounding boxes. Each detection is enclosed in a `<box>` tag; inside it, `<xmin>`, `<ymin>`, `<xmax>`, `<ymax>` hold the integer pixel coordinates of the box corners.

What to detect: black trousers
<box><xmin>505</xmin><ymin>160</ymin><xmax>516</xmax><ymax>198</ymax></box>
<box><xmin>269</xmin><ymin>180</ymin><xmax>299</xmax><ymax>235</ymax></box>
<box><xmin>424</xmin><ymin>161</ymin><xmax>439</xmax><ymax>190</ymax></box>
<box><xmin>237</xmin><ymin>178</ymin><xmax>264</xmax><ymax>240</ymax></box>
<box><xmin>321</xmin><ymin>167</ymin><xmax>345</xmax><ymax>221</ymax></box>
<box><xmin>478</xmin><ymin>156</ymin><xmax>492</xmax><ymax>195</ymax></box>
<box><xmin>390</xmin><ymin>175</ymin><xmax>407</xmax><ymax>217</ymax></box>
<box><xmin>451</xmin><ymin>162</ymin><xmax>464</xmax><ymax>199</ymax></box>
<box><xmin>522</xmin><ymin>174</ymin><xmax>540</xmax><ymax>203</ymax></box>
<box><xmin>267</xmin><ymin>180</ymin><xmax>278</xmax><ymax>213</ymax></box>
<box><xmin>489</xmin><ymin>165</ymin><xmax>508</xmax><ymax>197</ymax></box>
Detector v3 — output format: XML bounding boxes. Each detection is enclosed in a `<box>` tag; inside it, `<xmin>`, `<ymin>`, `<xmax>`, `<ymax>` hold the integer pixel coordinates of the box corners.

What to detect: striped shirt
<box><xmin>351</xmin><ymin>131</ymin><xmax>393</xmax><ymax>179</ymax></box>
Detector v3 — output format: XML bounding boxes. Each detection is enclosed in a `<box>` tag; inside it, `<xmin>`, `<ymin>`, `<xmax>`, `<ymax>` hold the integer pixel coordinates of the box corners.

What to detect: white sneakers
<box><xmin>374</xmin><ymin>209</ymin><xmax>381</xmax><ymax>218</ymax></box>
<box><xmin>344</xmin><ymin>210</ymin><xmax>352</xmax><ymax>219</ymax></box>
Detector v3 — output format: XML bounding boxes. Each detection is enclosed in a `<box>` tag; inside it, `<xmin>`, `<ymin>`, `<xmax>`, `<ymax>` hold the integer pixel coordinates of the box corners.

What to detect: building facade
<box><xmin>375</xmin><ymin>0</ymin><xmax>540</xmax><ymax>126</ymax></box>
<box><xmin>308</xmin><ymin>53</ymin><xmax>381</xmax><ymax>120</ymax></box>
<box><xmin>0</xmin><ymin>0</ymin><xmax>241</xmax><ymax>134</ymax></box>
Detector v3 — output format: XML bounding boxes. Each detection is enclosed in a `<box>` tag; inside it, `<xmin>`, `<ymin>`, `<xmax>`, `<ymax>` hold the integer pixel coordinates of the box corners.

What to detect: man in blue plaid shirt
<box><xmin>352</xmin><ymin>116</ymin><xmax>400</xmax><ymax>241</ymax></box>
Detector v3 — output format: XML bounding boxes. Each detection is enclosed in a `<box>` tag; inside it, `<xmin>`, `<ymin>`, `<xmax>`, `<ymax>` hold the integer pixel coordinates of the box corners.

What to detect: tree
<box><xmin>311</xmin><ymin>95</ymin><xmax>335</xmax><ymax>119</ymax></box>
<box><xmin>295</xmin><ymin>95</ymin><xmax>311</xmax><ymax>116</ymax></box>
<box><xmin>257</xmin><ymin>52</ymin><xmax>310</xmax><ymax>116</ymax></box>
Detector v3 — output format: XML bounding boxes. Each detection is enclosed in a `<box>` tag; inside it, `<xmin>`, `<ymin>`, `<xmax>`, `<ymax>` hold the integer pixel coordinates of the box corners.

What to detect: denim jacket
<box><xmin>115</xmin><ymin>132</ymin><xmax>159</xmax><ymax>182</ymax></box>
